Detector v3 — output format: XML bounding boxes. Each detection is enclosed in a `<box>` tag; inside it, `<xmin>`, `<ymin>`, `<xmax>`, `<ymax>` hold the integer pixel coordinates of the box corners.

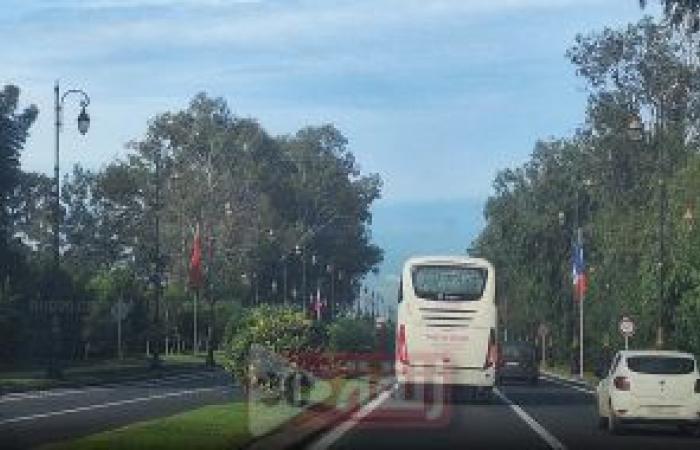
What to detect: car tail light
<box><xmin>695</xmin><ymin>379</ymin><xmax>700</xmax><ymax>393</ymax></box>
<box><xmin>484</xmin><ymin>328</ymin><xmax>497</xmax><ymax>369</ymax></box>
<box><xmin>397</xmin><ymin>324</ymin><xmax>409</xmax><ymax>364</ymax></box>
<box><xmin>614</xmin><ymin>376</ymin><xmax>630</xmax><ymax>391</ymax></box>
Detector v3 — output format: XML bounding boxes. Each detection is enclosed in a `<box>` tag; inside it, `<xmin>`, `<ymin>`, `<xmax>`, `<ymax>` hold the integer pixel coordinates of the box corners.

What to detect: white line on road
<box><xmin>0</xmin><ymin>372</ymin><xmax>218</xmax><ymax>403</ymax></box>
<box><xmin>494</xmin><ymin>388</ymin><xmax>567</xmax><ymax>450</ymax></box>
<box><xmin>539</xmin><ymin>375</ymin><xmax>595</xmax><ymax>395</ymax></box>
<box><xmin>0</xmin><ymin>386</ymin><xmax>229</xmax><ymax>426</ymax></box>
<box><xmin>307</xmin><ymin>384</ymin><xmax>396</xmax><ymax>450</ymax></box>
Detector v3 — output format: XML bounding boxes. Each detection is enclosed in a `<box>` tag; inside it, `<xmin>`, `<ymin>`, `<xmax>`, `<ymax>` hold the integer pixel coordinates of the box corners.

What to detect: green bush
<box><xmin>222</xmin><ymin>305</ymin><xmax>316</xmax><ymax>383</ymax></box>
<box><xmin>327</xmin><ymin>317</ymin><xmax>376</xmax><ymax>353</ymax></box>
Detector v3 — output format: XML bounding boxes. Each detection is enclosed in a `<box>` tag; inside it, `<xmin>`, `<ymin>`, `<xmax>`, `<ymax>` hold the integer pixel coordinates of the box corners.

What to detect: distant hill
<box><xmin>360</xmin><ymin>197</ymin><xmax>486</xmax><ymax>314</ymax></box>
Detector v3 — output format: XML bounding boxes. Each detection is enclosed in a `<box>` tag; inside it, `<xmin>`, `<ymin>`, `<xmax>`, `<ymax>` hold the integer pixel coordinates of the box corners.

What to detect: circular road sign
<box><xmin>619</xmin><ymin>316</ymin><xmax>635</xmax><ymax>337</ymax></box>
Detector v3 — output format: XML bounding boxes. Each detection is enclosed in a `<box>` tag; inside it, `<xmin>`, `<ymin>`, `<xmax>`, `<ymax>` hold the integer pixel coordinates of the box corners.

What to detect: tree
<box><xmin>0</xmin><ymin>85</ymin><xmax>37</xmax><ymax>273</ymax></box>
<box><xmin>474</xmin><ymin>15</ymin><xmax>700</xmax><ymax>361</ymax></box>
<box><xmin>640</xmin><ymin>1</ymin><xmax>700</xmax><ymax>30</ymax></box>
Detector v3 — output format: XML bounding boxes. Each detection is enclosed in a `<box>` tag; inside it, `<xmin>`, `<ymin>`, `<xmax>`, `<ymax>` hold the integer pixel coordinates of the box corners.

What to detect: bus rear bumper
<box><xmin>396</xmin><ymin>363</ymin><xmax>495</xmax><ymax>387</ymax></box>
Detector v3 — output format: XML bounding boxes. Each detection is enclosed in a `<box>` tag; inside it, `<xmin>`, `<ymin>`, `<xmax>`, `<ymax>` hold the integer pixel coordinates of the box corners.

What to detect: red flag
<box><xmin>189</xmin><ymin>223</ymin><xmax>203</xmax><ymax>289</ymax></box>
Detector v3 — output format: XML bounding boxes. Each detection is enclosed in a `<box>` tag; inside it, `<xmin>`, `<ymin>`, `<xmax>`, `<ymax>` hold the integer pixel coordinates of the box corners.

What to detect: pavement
<box><xmin>0</xmin><ymin>367</ymin><xmax>237</xmax><ymax>450</ymax></box>
<box><xmin>304</xmin><ymin>373</ymin><xmax>700</xmax><ymax>450</ymax></box>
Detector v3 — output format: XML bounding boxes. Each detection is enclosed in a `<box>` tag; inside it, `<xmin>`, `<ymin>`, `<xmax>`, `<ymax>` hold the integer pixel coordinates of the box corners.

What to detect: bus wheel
<box><xmin>400</xmin><ymin>382</ymin><xmax>414</xmax><ymax>400</ymax></box>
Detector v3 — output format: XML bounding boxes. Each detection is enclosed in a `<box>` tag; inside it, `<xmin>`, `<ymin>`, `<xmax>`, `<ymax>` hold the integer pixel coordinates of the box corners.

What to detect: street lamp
<box><xmin>558</xmin><ymin>179</ymin><xmax>592</xmax><ymax>380</ymax></box>
<box><xmin>150</xmin><ymin>145</ymin><xmax>164</xmax><ymax>370</ymax></box>
<box><xmin>53</xmin><ymin>82</ymin><xmax>91</xmax><ymax>265</ymax></box>
<box><xmin>627</xmin><ymin>113</ymin><xmax>667</xmax><ymax>349</ymax></box>
<box><xmin>50</xmin><ymin>81</ymin><xmax>91</xmax><ymax>379</ymax></box>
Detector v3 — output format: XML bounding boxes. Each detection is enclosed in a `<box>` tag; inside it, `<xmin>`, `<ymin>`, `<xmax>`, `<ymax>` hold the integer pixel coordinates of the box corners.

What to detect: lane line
<box><xmin>307</xmin><ymin>384</ymin><xmax>396</xmax><ymax>450</ymax></box>
<box><xmin>539</xmin><ymin>375</ymin><xmax>595</xmax><ymax>395</ymax></box>
<box><xmin>0</xmin><ymin>372</ymin><xmax>218</xmax><ymax>403</ymax></box>
<box><xmin>0</xmin><ymin>386</ymin><xmax>230</xmax><ymax>426</ymax></box>
<box><xmin>494</xmin><ymin>388</ymin><xmax>567</xmax><ymax>450</ymax></box>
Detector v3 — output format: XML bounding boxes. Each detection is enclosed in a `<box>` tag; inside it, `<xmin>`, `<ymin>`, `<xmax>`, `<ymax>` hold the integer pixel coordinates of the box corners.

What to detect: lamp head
<box><xmin>77</xmin><ymin>106</ymin><xmax>90</xmax><ymax>135</ymax></box>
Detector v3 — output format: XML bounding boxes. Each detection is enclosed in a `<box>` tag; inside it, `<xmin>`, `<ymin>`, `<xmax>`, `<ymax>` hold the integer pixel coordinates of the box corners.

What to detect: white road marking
<box><xmin>539</xmin><ymin>375</ymin><xmax>595</xmax><ymax>395</ymax></box>
<box><xmin>0</xmin><ymin>386</ymin><xmax>228</xmax><ymax>426</ymax></box>
<box><xmin>307</xmin><ymin>384</ymin><xmax>396</xmax><ymax>450</ymax></box>
<box><xmin>0</xmin><ymin>372</ymin><xmax>217</xmax><ymax>403</ymax></box>
<box><xmin>494</xmin><ymin>388</ymin><xmax>567</xmax><ymax>450</ymax></box>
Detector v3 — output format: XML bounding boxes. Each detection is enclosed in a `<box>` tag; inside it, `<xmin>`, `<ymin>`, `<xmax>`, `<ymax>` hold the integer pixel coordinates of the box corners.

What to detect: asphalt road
<box><xmin>307</xmin><ymin>375</ymin><xmax>700</xmax><ymax>450</ymax></box>
<box><xmin>0</xmin><ymin>368</ymin><xmax>237</xmax><ymax>449</ymax></box>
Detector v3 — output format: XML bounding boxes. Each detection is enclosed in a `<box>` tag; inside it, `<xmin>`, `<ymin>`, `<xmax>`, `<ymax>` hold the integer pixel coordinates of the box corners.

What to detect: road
<box><xmin>0</xmin><ymin>368</ymin><xmax>236</xmax><ymax>449</ymax></box>
<box><xmin>308</xmin><ymin>374</ymin><xmax>700</xmax><ymax>450</ymax></box>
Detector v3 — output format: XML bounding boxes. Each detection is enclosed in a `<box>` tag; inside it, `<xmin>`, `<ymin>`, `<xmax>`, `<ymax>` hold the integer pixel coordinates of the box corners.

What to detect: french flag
<box><xmin>572</xmin><ymin>231</ymin><xmax>587</xmax><ymax>301</ymax></box>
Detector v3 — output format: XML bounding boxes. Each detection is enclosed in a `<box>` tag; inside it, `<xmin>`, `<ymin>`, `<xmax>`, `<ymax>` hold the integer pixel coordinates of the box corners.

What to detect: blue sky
<box><xmin>1</xmin><ymin>0</ymin><xmax>657</xmax><ymax>310</ymax></box>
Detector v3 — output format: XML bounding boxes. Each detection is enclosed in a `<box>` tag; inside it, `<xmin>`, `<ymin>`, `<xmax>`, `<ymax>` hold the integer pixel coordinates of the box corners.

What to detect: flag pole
<box><xmin>578</xmin><ymin>227</ymin><xmax>584</xmax><ymax>380</ymax></box>
<box><xmin>194</xmin><ymin>288</ymin><xmax>198</xmax><ymax>355</ymax></box>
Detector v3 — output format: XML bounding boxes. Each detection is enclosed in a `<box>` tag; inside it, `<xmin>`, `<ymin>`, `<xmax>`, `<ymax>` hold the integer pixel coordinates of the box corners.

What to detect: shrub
<box><xmin>222</xmin><ymin>305</ymin><xmax>316</xmax><ymax>384</ymax></box>
<box><xmin>327</xmin><ymin>317</ymin><xmax>376</xmax><ymax>353</ymax></box>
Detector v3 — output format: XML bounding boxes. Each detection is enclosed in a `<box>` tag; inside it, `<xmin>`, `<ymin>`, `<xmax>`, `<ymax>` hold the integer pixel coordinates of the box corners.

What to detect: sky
<box><xmin>1</xmin><ymin>0</ymin><xmax>658</xmax><ymax>311</ymax></box>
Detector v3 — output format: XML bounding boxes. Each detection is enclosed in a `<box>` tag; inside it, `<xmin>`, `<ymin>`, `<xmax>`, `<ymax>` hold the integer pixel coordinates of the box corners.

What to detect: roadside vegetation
<box><xmin>473</xmin><ymin>9</ymin><xmax>700</xmax><ymax>366</ymax></box>
<box><xmin>0</xmin><ymin>87</ymin><xmax>383</xmax><ymax>373</ymax></box>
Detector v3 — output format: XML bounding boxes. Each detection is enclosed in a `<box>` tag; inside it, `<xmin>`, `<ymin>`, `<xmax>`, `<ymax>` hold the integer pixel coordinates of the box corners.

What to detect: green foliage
<box><xmin>2</xmin><ymin>87</ymin><xmax>383</xmax><ymax>365</ymax></box>
<box><xmin>327</xmin><ymin>317</ymin><xmax>376</xmax><ymax>353</ymax></box>
<box><xmin>0</xmin><ymin>85</ymin><xmax>37</xmax><ymax>269</ymax></box>
<box><xmin>474</xmin><ymin>15</ymin><xmax>700</xmax><ymax>363</ymax></box>
<box><xmin>640</xmin><ymin>1</ymin><xmax>700</xmax><ymax>30</ymax></box>
<box><xmin>222</xmin><ymin>305</ymin><xmax>316</xmax><ymax>382</ymax></box>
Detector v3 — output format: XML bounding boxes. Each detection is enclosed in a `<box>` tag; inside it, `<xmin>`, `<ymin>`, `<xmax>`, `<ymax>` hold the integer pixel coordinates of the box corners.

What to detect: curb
<box><xmin>246</xmin><ymin>378</ymin><xmax>392</xmax><ymax>450</ymax></box>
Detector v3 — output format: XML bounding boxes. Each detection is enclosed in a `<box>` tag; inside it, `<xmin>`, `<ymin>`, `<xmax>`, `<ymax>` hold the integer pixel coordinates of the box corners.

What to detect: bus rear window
<box><xmin>627</xmin><ymin>357</ymin><xmax>695</xmax><ymax>375</ymax></box>
<box><xmin>411</xmin><ymin>265</ymin><xmax>487</xmax><ymax>301</ymax></box>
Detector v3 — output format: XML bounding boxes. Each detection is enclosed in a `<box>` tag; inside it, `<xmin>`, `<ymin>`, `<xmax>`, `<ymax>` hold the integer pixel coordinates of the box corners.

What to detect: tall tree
<box><xmin>0</xmin><ymin>85</ymin><xmax>37</xmax><ymax>272</ymax></box>
<box><xmin>640</xmin><ymin>1</ymin><xmax>700</xmax><ymax>29</ymax></box>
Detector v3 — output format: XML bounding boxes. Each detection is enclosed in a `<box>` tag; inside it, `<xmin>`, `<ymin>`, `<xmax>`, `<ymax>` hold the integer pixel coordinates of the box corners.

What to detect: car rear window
<box><xmin>503</xmin><ymin>345</ymin><xmax>533</xmax><ymax>360</ymax></box>
<box><xmin>627</xmin><ymin>357</ymin><xmax>695</xmax><ymax>375</ymax></box>
<box><xmin>411</xmin><ymin>265</ymin><xmax>487</xmax><ymax>301</ymax></box>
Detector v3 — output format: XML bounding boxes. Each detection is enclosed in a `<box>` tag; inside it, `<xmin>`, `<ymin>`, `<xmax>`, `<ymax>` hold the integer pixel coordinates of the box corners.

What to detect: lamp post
<box><xmin>326</xmin><ymin>264</ymin><xmax>335</xmax><ymax>320</ymax></box>
<box><xmin>150</xmin><ymin>145</ymin><xmax>164</xmax><ymax>370</ymax></box>
<box><xmin>628</xmin><ymin>113</ymin><xmax>667</xmax><ymax>348</ymax></box>
<box><xmin>51</xmin><ymin>81</ymin><xmax>90</xmax><ymax>379</ymax></box>
<box><xmin>559</xmin><ymin>180</ymin><xmax>590</xmax><ymax>380</ymax></box>
<box><xmin>295</xmin><ymin>244</ymin><xmax>306</xmax><ymax>307</ymax></box>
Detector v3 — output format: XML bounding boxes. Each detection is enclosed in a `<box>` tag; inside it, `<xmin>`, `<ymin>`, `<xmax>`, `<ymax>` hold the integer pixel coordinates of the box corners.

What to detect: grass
<box><xmin>40</xmin><ymin>403</ymin><xmax>251</xmax><ymax>450</ymax></box>
<box><xmin>37</xmin><ymin>374</ymin><xmax>383</xmax><ymax>450</ymax></box>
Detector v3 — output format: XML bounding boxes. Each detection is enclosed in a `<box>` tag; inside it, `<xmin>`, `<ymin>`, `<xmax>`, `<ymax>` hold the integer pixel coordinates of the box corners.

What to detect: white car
<box><xmin>596</xmin><ymin>350</ymin><xmax>700</xmax><ymax>434</ymax></box>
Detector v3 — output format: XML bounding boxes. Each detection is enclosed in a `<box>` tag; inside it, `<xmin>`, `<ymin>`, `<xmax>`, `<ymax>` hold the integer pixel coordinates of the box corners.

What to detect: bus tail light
<box><xmin>614</xmin><ymin>376</ymin><xmax>630</xmax><ymax>391</ymax></box>
<box><xmin>484</xmin><ymin>328</ymin><xmax>497</xmax><ymax>369</ymax></box>
<box><xmin>397</xmin><ymin>324</ymin><xmax>409</xmax><ymax>365</ymax></box>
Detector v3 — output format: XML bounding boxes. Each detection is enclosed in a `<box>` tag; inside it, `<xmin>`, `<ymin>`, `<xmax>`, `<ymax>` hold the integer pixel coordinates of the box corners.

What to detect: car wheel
<box><xmin>607</xmin><ymin>404</ymin><xmax>621</xmax><ymax>435</ymax></box>
<box><xmin>478</xmin><ymin>387</ymin><xmax>493</xmax><ymax>404</ymax></box>
<box><xmin>400</xmin><ymin>382</ymin><xmax>415</xmax><ymax>400</ymax></box>
<box><xmin>597</xmin><ymin>414</ymin><xmax>608</xmax><ymax>429</ymax></box>
<box><xmin>677</xmin><ymin>424</ymin><xmax>700</xmax><ymax>436</ymax></box>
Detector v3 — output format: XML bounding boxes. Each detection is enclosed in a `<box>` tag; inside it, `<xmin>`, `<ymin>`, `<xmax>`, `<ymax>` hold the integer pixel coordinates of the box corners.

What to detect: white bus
<box><xmin>395</xmin><ymin>256</ymin><xmax>497</xmax><ymax>398</ymax></box>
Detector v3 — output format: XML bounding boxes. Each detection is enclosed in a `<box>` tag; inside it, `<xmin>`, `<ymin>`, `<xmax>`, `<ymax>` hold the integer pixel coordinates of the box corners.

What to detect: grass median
<box><xmin>40</xmin><ymin>402</ymin><xmax>251</xmax><ymax>450</ymax></box>
<box><xmin>38</xmin><ymin>374</ymin><xmax>385</xmax><ymax>450</ymax></box>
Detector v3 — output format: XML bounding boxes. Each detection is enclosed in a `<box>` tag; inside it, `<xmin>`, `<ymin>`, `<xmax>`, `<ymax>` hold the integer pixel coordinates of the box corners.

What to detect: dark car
<box><xmin>497</xmin><ymin>342</ymin><xmax>539</xmax><ymax>385</ymax></box>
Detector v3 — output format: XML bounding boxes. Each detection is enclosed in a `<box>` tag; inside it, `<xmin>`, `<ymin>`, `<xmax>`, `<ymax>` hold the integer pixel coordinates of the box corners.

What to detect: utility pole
<box><xmin>150</xmin><ymin>145</ymin><xmax>162</xmax><ymax>370</ymax></box>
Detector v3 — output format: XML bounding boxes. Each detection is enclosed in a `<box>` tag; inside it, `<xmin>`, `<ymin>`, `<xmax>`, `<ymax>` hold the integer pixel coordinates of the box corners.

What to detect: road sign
<box><xmin>619</xmin><ymin>316</ymin><xmax>634</xmax><ymax>350</ymax></box>
<box><xmin>619</xmin><ymin>316</ymin><xmax>635</xmax><ymax>337</ymax></box>
<box><xmin>111</xmin><ymin>301</ymin><xmax>132</xmax><ymax>321</ymax></box>
<box><xmin>537</xmin><ymin>323</ymin><xmax>549</xmax><ymax>338</ymax></box>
